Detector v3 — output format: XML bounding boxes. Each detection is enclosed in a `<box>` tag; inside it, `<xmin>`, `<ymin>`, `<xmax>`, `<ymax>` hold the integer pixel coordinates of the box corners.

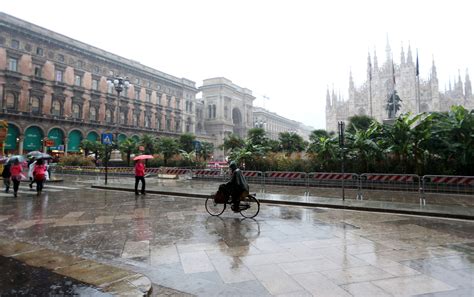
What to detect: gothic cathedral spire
<box><xmin>465</xmin><ymin>69</ymin><xmax>472</xmax><ymax>99</ymax></box>
<box><xmin>385</xmin><ymin>34</ymin><xmax>392</xmax><ymax>62</ymax></box>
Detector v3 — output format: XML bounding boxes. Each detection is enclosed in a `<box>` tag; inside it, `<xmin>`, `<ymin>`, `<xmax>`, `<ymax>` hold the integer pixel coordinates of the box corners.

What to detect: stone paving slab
<box><xmin>0</xmin><ymin>236</ymin><xmax>152</xmax><ymax>296</ymax></box>
<box><xmin>1</xmin><ymin>176</ymin><xmax>473</xmax><ymax>296</ymax></box>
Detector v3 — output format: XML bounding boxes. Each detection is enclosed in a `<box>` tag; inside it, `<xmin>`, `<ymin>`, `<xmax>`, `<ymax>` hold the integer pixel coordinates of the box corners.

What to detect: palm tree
<box><xmin>80</xmin><ymin>139</ymin><xmax>95</xmax><ymax>157</ymax></box>
<box><xmin>346</xmin><ymin>122</ymin><xmax>382</xmax><ymax>172</ymax></box>
<box><xmin>431</xmin><ymin>106</ymin><xmax>474</xmax><ymax>175</ymax></box>
<box><xmin>380</xmin><ymin>113</ymin><xmax>424</xmax><ymax>173</ymax></box>
<box><xmin>307</xmin><ymin>135</ymin><xmax>339</xmax><ymax>171</ymax></box>
<box><xmin>179</xmin><ymin>133</ymin><xmax>196</xmax><ymax>153</ymax></box>
<box><xmin>279</xmin><ymin>132</ymin><xmax>306</xmax><ymax>156</ymax></box>
<box><xmin>140</xmin><ymin>134</ymin><xmax>156</xmax><ymax>155</ymax></box>
<box><xmin>221</xmin><ymin>134</ymin><xmax>244</xmax><ymax>153</ymax></box>
<box><xmin>199</xmin><ymin>142</ymin><xmax>214</xmax><ymax>161</ymax></box>
<box><xmin>156</xmin><ymin>137</ymin><xmax>179</xmax><ymax>166</ymax></box>
<box><xmin>119</xmin><ymin>138</ymin><xmax>138</xmax><ymax>166</ymax></box>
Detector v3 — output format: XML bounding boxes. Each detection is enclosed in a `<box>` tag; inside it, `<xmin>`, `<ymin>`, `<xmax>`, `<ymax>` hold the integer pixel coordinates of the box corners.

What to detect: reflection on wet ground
<box><xmin>0</xmin><ymin>255</ymin><xmax>111</xmax><ymax>296</ymax></box>
<box><xmin>0</xmin><ymin>175</ymin><xmax>473</xmax><ymax>296</ymax></box>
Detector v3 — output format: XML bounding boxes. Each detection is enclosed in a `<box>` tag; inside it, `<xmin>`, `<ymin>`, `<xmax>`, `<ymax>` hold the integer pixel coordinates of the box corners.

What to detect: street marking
<box><xmin>43</xmin><ymin>185</ymin><xmax>80</xmax><ymax>190</ymax></box>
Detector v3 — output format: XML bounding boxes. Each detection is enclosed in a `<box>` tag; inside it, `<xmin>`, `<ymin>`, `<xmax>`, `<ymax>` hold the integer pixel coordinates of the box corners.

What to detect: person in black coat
<box><xmin>2</xmin><ymin>163</ymin><xmax>12</xmax><ymax>193</ymax></box>
<box><xmin>224</xmin><ymin>161</ymin><xmax>249</xmax><ymax>212</ymax></box>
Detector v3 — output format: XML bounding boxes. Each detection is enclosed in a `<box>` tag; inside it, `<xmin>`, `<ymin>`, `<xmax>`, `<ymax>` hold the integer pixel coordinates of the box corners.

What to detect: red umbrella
<box><xmin>133</xmin><ymin>155</ymin><xmax>154</xmax><ymax>161</ymax></box>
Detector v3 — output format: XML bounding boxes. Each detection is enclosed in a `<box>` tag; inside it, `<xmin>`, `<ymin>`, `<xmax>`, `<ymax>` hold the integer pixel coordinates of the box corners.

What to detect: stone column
<box><xmin>64</xmin><ymin>137</ymin><xmax>69</xmax><ymax>156</ymax></box>
<box><xmin>18</xmin><ymin>135</ymin><xmax>24</xmax><ymax>155</ymax></box>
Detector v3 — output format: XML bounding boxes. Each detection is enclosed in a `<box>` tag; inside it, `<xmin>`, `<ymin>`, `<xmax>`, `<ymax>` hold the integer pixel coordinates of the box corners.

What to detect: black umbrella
<box><xmin>6</xmin><ymin>155</ymin><xmax>26</xmax><ymax>164</ymax></box>
<box><xmin>34</xmin><ymin>153</ymin><xmax>52</xmax><ymax>160</ymax></box>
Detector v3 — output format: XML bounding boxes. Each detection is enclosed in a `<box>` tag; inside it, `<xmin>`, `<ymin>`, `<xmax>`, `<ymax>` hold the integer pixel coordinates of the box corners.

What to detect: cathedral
<box><xmin>326</xmin><ymin>40</ymin><xmax>473</xmax><ymax>132</ymax></box>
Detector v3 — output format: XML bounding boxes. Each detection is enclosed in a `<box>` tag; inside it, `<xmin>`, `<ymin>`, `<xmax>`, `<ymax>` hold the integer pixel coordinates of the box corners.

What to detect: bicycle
<box><xmin>205</xmin><ymin>191</ymin><xmax>260</xmax><ymax>218</ymax></box>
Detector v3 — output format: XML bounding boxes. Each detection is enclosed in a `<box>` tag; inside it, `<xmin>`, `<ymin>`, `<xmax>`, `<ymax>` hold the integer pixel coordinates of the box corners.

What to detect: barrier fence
<box><xmin>52</xmin><ymin>166</ymin><xmax>473</xmax><ymax>203</ymax></box>
<box><xmin>359</xmin><ymin>173</ymin><xmax>422</xmax><ymax>202</ymax></box>
<box><xmin>422</xmin><ymin>175</ymin><xmax>474</xmax><ymax>197</ymax></box>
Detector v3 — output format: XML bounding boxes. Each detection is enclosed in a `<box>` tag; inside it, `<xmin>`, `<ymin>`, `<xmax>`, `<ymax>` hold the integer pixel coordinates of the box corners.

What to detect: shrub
<box><xmin>58</xmin><ymin>155</ymin><xmax>95</xmax><ymax>166</ymax></box>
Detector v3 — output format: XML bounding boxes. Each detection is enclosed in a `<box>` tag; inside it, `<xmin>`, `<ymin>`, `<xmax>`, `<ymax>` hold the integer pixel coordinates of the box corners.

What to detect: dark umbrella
<box><xmin>34</xmin><ymin>153</ymin><xmax>52</xmax><ymax>160</ymax></box>
<box><xmin>6</xmin><ymin>155</ymin><xmax>26</xmax><ymax>164</ymax></box>
<box><xmin>27</xmin><ymin>151</ymin><xmax>42</xmax><ymax>159</ymax></box>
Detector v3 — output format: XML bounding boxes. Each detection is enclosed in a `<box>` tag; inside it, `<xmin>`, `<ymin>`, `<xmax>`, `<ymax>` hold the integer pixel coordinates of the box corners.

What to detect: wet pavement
<box><xmin>0</xmin><ymin>255</ymin><xmax>111</xmax><ymax>296</ymax></box>
<box><xmin>93</xmin><ymin>177</ymin><xmax>474</xmax><ymax>219</ymax></box>
<box><xmin>0</xmin><ymin>175</ymin><xmax>473</xmax><ymax>296</ymax></box>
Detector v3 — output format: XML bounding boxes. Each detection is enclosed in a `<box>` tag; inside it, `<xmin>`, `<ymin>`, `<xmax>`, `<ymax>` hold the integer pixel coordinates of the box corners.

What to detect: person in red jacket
<box><xmin>33</xmin><ymin>159</ymin><xmax>47</xmax><ymax>196</ymax></box>
<box><xmin>134</xmin><ymin>159</ymin><xmax>146</xmax><ymax>195</ymax></box>
<box><xmin>9</xmin><ymin>159</ymin><xmax>23</xmax><ymax>198</ymax></box>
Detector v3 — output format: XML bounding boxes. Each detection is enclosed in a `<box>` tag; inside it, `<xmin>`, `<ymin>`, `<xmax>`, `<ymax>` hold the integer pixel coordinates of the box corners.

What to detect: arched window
<box><xmin>90</xmin><ymin>107</ymin><xmax>97</xmax><ymax>121</ymax></box>
<box><xmin>72</xmin><ymin>104</ymin><xmax>81</xmax><ymax>119</ymax></box>
<box><xmin>105</xmin><ymin>110</ymin><xmax>112</xmax><ymax>123</ymax></box>
<box><xmin>208</xmin><ymin>105</ymin><xmax>212</xmax><ymax>118</ymax></box>
<box><xmin>6</xmin><ymin>93</ymin><xmax>16</xmax><ymax>109</ymax></box>
<box><xmin>175</xmin><ymin>119</ymin><xmax>181</xmax><ymax>132</ymax></box>
<box><xmin>120</xmin><ymin>112</ymin><xmax>125</xmax><ymax>124</ymax></box>
<box><xmin>31</xmin><ymin>97</ymin><xmax>40</xmax><ymax>114</ymax></box>
<box><xmin>145</xmin><ymin>116</ymin><xmax>150</xmax><ymax>128</ymax></box>
<box><xmin>133</xmin><ymin>114</ymin><xmax>138</xmax><ymax>126</ymax></box>
<box><xmin>212</xmin><ymin>105</ymin><xmax>216</xmax><ymax>118</ymax></box>
<box><xmin>51</xmin><ymin>100</ymin><xmax>61</xmax><ymax>116</ymax></box>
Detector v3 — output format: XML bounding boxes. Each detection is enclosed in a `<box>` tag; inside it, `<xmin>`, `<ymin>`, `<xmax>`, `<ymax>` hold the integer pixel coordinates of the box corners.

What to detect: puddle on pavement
<box><xmin>0</xmin><ymin>255</ymin><xmax>111</xmax><ymax>296</ymax></box>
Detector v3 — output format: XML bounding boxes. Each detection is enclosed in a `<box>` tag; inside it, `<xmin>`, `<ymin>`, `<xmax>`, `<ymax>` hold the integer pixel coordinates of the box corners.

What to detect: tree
<box><xmin>228</xmin><ymin>139</ymin><xmax>267</xmax><ymax>168</ymax></box>
<box><xmin>80</xmin><ymin>139</ymin><xmax>96</xmax><ymax>157</ymax></box>
<box><xmin>307</xmin><ymin>135</ymin><xmax>339</xmax><ymax>171</ymax></box>
<box><xmin>119</xmin><ymin>138</ymin><xmax>138</xmax><ymax>166</ymax></box>
<box><xmin>346</xmin><ymin>115</ymin><xmax>375</xmax><ymax>134</ymax></box>
<box><xmin>247</xmin><ymin>128</ymin><xmax>268</xmax><ymax>146</ymax></box>
<box><xmin>140</xmin><ymin>134</ymin><xmax>156</xmax><ymax>155</ymax></box>
<box><xmin>346</xmin><ymin>121</ymin><xmax>383</xmax><ymax>172</ymax></box>
<box><xmin>179</xmin><ymin>133</ymin><xmax>196</xmax><ymax>153</ymax></box>
<box><xmin>278</xmin><ymin>132</ymin><xmax>306</xmax><ymax>156</ymax></box>
<box><xmin>309</xmin><ymin>129</ymin><xmax>330</xmax><ymax>143</ymax></box>
<box><xmin>155</xmin><ymin>137</ymin><xmax>179</xmax><ymax>166</ymax></box>
<box><xmin>431</xmin><ymin>106</ymin><xmax>474</xmax><ymax>175</ymax></box>
<box><xmin>199</xmin><ymin>142</ymin><xmax>214</xmax><ymax>161</ymax></box>
<box><xmin>221</xmin><ymin>134</ymin><xmax>245</xmax><ymax>157</ymax></box>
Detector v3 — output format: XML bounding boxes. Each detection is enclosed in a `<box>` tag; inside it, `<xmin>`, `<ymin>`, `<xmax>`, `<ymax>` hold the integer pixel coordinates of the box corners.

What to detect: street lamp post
<box><xmin>107</xmin><ymin>76</ymin><xmax>130</xmax><ymax>143</ymax></box>
<box><xmin>104</xmin><ymin>76</ymin><xmax>130</xmax><ymax>184</ymax></box>
<box><xmin>254</xmin><ymin>119</ymin><xmax>265</xmax><ymax>129</ymax></box>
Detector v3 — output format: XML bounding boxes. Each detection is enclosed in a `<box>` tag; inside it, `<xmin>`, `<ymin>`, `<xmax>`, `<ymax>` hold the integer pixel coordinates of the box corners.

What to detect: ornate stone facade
<box><xmin>199</xmin><ymin>78</ymin><xmax>255</xmax><ymax>160</ymax></box>
<box><xmin>253</xmin><ymin>107</ymin><xmax>313</xmax><ymax>141</ymax></box>
<box><xmin>0</xmin><ymin>12</ymin><xmax>199</xmax><ymax>154</ymax></box>
<box><xmin>326</xmin><ymin>40</ymin><xmax>473</xmax><ymax>132</ymax></box>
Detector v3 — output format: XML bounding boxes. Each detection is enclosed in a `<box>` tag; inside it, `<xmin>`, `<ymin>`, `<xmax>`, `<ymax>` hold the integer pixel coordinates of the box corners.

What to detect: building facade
<box><xmin>253</xmin><ymin>107</ymin><xmax>313</xmax><ymax>141</ymax></box>
<box><xmin>326</xmin><ymin>40</ymin><xmax>473</xmax><ymax>132</ymax></box>
<box><xmin>1</xmin><ymin>13</ymin><xmax>315</xmax><ymax>160</ymax></box>
<box><xmin>199</xmin><ymin>77</ymin><xmax>255</xmax><ymax>160</ymax></box>
<box><xmin>0</xmin><ymin>12</ymin><xmax>199</xmax><ymax>155</ymax></box>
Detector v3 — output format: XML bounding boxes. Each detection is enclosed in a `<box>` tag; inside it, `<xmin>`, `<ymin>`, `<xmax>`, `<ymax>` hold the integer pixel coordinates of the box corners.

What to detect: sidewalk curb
<box><xmin>91</xmin><ymin>185</ymin><xmax>474</xmax><ymax>221</ymax></box>
<box><xmin>0</xmin><ymin>237</ymin><xmax>152</xmax><ymax>296</ymax></box>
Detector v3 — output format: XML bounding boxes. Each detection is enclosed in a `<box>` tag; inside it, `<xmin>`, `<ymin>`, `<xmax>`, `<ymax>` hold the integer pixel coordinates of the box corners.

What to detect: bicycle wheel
<box><xmin>205</xmin><ymin>197</ymin><xmax>226</xmax><ymax>216</ymax></box>
<box><xmin>239</xmin><ymin>195</ymin><xmax>260</xmax><ymax>218</ymax></box>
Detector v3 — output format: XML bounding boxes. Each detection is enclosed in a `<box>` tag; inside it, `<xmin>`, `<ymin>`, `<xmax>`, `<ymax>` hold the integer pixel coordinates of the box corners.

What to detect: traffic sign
<box><xmin>44</xmin><ymin>139</ymin><xmax>55</xmax><ymax>147</ymax></box>
<box><xmin>101</xmin><ymin>133</ymin><xmax>113</xmax><ymax>145</ymax></box>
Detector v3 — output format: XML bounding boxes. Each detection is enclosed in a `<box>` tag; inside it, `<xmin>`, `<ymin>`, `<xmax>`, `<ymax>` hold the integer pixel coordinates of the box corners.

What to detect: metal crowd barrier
<box><xmin>422</xmin><ymin>175</ymin><xmax>474</xmax><ymax>197</ymax></box>
<box><xmin>51</xmin><ymin>166</ymin><xmax>473</xmax><ymax>205</ymax></box>
<box><xmin>359</xmin><ymin>173</ymin><xmax>422</xmax><ymax>202</ymax></box>
<box><xmin>192</xmin><ymin>169</ymin><xmax>225</xmax><ymax>181</ymax></box>
<box><xmin>306</xmin><ymin>172</ymin><xmax>358</xmax><ymax>196</ymax></box>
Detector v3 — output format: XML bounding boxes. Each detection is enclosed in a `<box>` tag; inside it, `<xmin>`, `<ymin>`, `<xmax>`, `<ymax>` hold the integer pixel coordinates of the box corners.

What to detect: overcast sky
<box><xmin>2</xmin><ymin>0</ymin><xmax>473</xmax><ymax>129</ymax></box>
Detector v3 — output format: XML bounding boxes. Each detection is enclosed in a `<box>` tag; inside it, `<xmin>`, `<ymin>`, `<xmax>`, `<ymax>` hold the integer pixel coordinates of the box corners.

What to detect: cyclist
<box><xmin>223</xmin><ymin>161</ymin><xmax>249</xmax><ymax>212</ymax></box>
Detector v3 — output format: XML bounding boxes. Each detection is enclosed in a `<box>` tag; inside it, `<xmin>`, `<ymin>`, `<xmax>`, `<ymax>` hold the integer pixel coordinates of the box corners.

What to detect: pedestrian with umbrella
<box><xmin>133</xmin><ymin>155</ymin><xmax>153</xmax><ymax>195</ymax></box>
<box><xmin>32</xmin><ymin>158</ymin><xmax>47</xmax><ymax>196</ymax></box>
<box><xmin>10</xmin><ymin>158</ymin><xmax>23</xmax><ymax>197</ymax></box>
